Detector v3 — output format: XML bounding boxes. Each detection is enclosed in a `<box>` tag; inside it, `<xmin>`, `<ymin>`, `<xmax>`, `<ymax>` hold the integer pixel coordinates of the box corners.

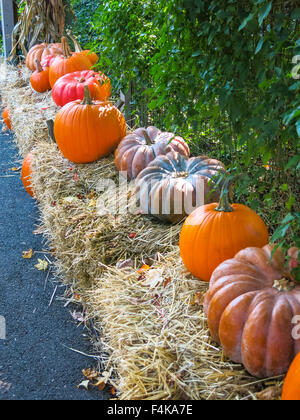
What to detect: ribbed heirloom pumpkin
<box><xmin>21</xmin><ymin>152</ymin><xmax>34</xmax><ymax>197</ymax></box>
<box><xmin>30</xmin><ymin>60</ymin><xmax>51</xmax><ymax>93</ymax></box>
<box><xmin>179</xmin><ymin>176</ymin><xmax>269</xmax><ymax>281</ymax></box>
<box><xmin>49</xmin><ymin>37</ymin><xmax>92</xmax><ymax>88</ymax></box>
<box><xmin>135</xmin><ymin>151</ymin><xmax>226</xmax><ymax>223</ymax></box>
<box><xmin>26</xmin><ymin>43</ymin><xmax>63</xmax><ymax>71</ymax></box>
<box><xmin>52</xmin><ymin>70</ymin><xmax>111</xmax><ymax>107</ymax></box>
<box><xmin>204</xmin><ymin>245</ymin><xmax>300</xmax><ymax>378</ymax></box>
<box><xmin>54</xmin><ymin>86</ymin><xmax>126</xmax><ymax>164</ymax></box>
<box><xmin>115</xmin><ymin>126</ymin><xmax>190</xmax><ymax>180</ymax></box>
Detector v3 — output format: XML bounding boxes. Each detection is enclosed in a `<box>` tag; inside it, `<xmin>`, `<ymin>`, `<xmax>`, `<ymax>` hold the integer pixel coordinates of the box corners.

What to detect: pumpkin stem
<box><xmin>35</xmin><ymin>59</ymin><xmax>43</xmax><ymax>73</ymax></box>
<box><xmin>142</xmin><ymin>129</ymin><xmax>153</xmax><ymax>145</ymax></box>
<box><xmin>66</xmin><ymin>30</ymin><xmax>83</xmax><ymax>52</ymax></box>
<box><xmin>82</xmin><ymin>85</ymin><xmax>93</xmax><ymax>105</ymax></box>
<box><xmin>46</xmin><ymin>119</ymin><xmax>56</xmax><ymax>144</ymax></box>
<box><xmin>215</xmin><ymin>174</ymin><xmax>240</xmax><ymax>213</ymax></box>
<box><xmin>61</xmin><ymin>36</ymin><xmax>72</xmax><ymax>58</ymax></box>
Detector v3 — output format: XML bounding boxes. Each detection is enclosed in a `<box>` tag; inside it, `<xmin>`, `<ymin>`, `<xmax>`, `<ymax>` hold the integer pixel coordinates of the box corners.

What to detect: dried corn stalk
<box><xmin>11</xmin><ymin>0</ymin><xmax>67</xmax><ymax>58</ymax></box>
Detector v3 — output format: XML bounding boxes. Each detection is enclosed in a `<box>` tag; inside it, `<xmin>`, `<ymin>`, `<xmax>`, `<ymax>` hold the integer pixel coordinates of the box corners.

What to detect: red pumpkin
<box><xmin>30</xmin><ymin>60</ymin><xmax>51</xmax><ymax>93</ymax></box>
<box><xmin>204</xmin><ymin>245</ymin><xmax>300</xmax><ymax>378</ymax></box>
<box><xmin>54</xmin><ymin>86</ymin><xmax>126</xmax><ymax>163</ymax></box>
<box><xmin>282</xmin><ymin>352</ymin><xmax>300</xmax><ymax>400</ymax></box>
<box><xmin>49</xmin><ymin>37</ymin><xmax>92</xmax><ymax>88</ymax></box>
<box><xmin>115</xmin><ymin>126</ymin><xmax>190</xmax><ymax>180</ymax></box>
<box><xmin>179</xmin><ymin>176</ymin><xmax>269</xmax><ymax>281</ymax></box>
<box><xmin>52</xmin><ymin>70</ymin><xmax>111</xmax><ymax>107</ymax></box>
<box><xmin>21</xmin><ymin>153</ymin><xmax>34</xmax><ymax>197</ymax></box>
<box><xmin>26</xmin><ymin>43</ymin><xmax>62</xmax><ymax>71</ymax></box>
<box><xmin>40</xmin><ymin>55</ymin><xmax>57</xmax><ymax>68</ymax></box>
<box><xmin>2</xmin><ymin>107</ymin><xmax>11</xmax><ymax>129</ymax></box>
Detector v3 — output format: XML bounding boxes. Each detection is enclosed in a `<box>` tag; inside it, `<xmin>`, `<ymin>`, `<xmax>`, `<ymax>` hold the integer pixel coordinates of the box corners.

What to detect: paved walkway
<box><xmin>0</xmin><ymin>123</ymin><xmax>106</xmax><ymax>400</ymax></box>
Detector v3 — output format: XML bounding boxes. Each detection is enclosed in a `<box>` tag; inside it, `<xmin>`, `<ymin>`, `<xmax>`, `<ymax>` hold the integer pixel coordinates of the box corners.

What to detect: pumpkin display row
<box><xmin>20</xmin><ymin>39</ymin><xmax>300</xmax><ymax>392</ymax></box>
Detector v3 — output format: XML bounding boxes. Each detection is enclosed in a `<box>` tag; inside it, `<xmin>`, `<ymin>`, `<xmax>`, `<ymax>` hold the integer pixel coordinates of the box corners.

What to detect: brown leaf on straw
<box><xmin>190</xmin><ymin>292</ymin><xmax>204</xmax><ymax>306</ymax></box>
<box><xmin>116</xmin><ymin>259</ymin><xmax>134</xmax><ymax>269</ymax></box>
<box><xmin>82</xmin><ymin>369</ymin><xmax>99</xmax><ymax>381</ymax></box>
<box><xmin>256</xmin><ymin>386</ymin><xmax>282</xmax><ymax>400</ymax></box>
<box><xmin>22</xmin><ymin>249</ymin><xmax>33</xmax><ymax>259</ymax></box>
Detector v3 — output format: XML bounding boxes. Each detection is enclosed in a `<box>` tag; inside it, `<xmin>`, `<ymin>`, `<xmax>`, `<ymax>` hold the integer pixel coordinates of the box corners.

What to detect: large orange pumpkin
<box><xmin>204</xmin><ymin>245</ymin><xmax>300</xmax><ymax>378</ymax></box>
<box><xmin>54</xmin><ymin>86</ymin><xmax>127</xmax><ymax>163</ymax></box>
<box><xmin>21</xmin><ymin>153</ymin><xmax>34</xmax><ymax>197</ymax></box>
<box><xmin>2</xmin><ymin>107</ymin><xmax>11</xmax><ymax>129</ymax></box>
<box><xmin>282</xmin><ymin>352</ymin><xmax>300</xmax><ymax>400</ymax></box>
<box><xmin>26</xmin><ymin>43</ymin><xmax>62</xmax><ymax>71</ymax></box>
<box><xmin>179</xmin><ymin>176</ymin><xmax>269</xmax><ymax>281</ymax></box>
<box><xmin>49</xmin><ymin>37</ymin><xmax>92</xmax><ymax>88</ymax></box>
<box><xmin>30</xmin><ymin>60</ymin><xmax>51</xmax><ymax>93</ymax></box>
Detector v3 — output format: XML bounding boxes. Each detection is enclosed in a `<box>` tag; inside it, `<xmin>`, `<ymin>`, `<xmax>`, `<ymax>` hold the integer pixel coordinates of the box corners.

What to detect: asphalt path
<box><xmin>0</xmin><ymin>122</ymin><xmax>107</xmax><ymax>400</ymax></box>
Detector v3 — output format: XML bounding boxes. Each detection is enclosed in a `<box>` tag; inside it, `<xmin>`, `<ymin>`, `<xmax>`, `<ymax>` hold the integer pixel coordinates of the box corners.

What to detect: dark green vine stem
<box><xmin>215</xmin><ymin>174</ymin><xmax>243</xmax><ymax>213</ymax></box>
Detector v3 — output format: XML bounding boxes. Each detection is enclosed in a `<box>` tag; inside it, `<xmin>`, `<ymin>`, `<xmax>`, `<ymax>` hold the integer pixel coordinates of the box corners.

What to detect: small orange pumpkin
<box><xmin>49</xmin><ymin>37</ymin><xmax>92</xmax><ymax>88</ymax></box>
<box><xmin>54</xmin><ymin>86</ymin><xmax>126</xmax><ymax>163</ymax></box>
<box><xmin>282</xmin><ymin>352</ymin><xmax>300</xmax><ymax>400</ymax></box>
<box><xmin>30</xmin><ymin>60</ymin><xmax>51</xmax><ymax>93</ymax></box>
<box><xmin>179</xmin><ymin>176</ymin><xmax>269</xmax><ymax>281</ymax></box>
<box><xmin>2</xmin><ymin>107</ymin><xmax>11</xmax><ymax>129</ymax></box>
<box><xmin>21</xmin><ymin>153</ymin><xmax>34</xmax><ymax>197</ymax></box>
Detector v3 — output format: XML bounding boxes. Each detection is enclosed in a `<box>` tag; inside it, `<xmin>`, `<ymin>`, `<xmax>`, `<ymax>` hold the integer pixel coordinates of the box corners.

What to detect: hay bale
<box><xmin>85</xmin><ymin>248</ymin><xmax>278</xmax><ymax>400</ymax></box>
<box><xmin>0</xmin><ymin>65</ymin><xmax>283</xmax><ymax>400</ymax></box>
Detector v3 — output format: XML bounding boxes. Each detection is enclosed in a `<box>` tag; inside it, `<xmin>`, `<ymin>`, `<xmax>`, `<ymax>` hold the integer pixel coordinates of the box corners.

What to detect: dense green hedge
<box><xmin>67</xmin><ymin>1</ymin><xmax>300</xmax><ymax>263</ymax></box>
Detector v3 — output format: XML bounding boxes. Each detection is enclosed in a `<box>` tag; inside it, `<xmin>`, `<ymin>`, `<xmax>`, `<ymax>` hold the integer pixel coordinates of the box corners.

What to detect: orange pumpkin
<box><xmin>49</xmin><ymin>37</ymin><xmax>92</xmax><ymax>88</ymax></box>
<box><xmin>30</xmin><ymin>60</ymin><xmax>51</xmax><ymax>93</ymax></box>
<box><xmin>2</xmin><ymin>107</ymin><xmax>11</xmax><ymax>129</ymax></box>
<box><xmin>179</xmin><ymin>176</ymin><xmax>269</xmax><ymax>281</ymax></box>
<box><xmin>21</xmin><ymin>153</ymin><xmax>34</xmax><ymax>197</ymax></box>
<box><xmin>54</xmin><ymin>86</ymin><xmax>127</xmax><ymax>163</ymax></box>
<box><xmin>282</xmin><ymin>352</ymin><xmax>300</xmax><ymax>400</ymax></box>
<box><xmin>26</xmin><ymin>43</ymin><xmax>62</xmax><ymax>71</ymax></box>
<box><xmin>204</xmin><ymin>245</ymin><xmax>300</xmax><ymax>378</ymax></box>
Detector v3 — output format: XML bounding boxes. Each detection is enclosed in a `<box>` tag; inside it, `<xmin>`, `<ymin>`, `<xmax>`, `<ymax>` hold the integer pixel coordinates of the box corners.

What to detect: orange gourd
<box><xmin>282</xmin><ymin>353</ymin><xmax>300</xmax><ymax>400</ymax></box>
<box><xmin>49</xmin><ymin>37</ymin><xmax>92</xmax><ymax>88</ymax></box>
<box><xmin>21</xmin><ymin>153</ymin><xmax>34</xmax><ymax>197</ymax></box>
<box><xmin>179</xmin><ymin>176</ymin><xmax>269</xmax><ymax>281</ymax></box>
<box><xmin>30</xmin><ymin>60</ymin><xmax>51</xmax><ymax>93</ymax></box>
<box><xmin>54</xmin><ymin>86</ymin><xmax>126</xmax><ymax>164</ymax></box>
<box><xmin>2</xmin><ymin>107</ymin><xmax>11</xmax><ymax>129</ymax></box>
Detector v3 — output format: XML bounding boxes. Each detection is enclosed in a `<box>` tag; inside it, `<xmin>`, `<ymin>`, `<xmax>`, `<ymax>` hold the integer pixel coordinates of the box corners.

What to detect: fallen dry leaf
<box><xmin>77</xmin><ymin>380</ymin><xmax>90</xmax><ymax>390</ymax></box>
<box><xmin>116</xmin><ymin>259</ymin><xmax>134</xmax><ymax>269</ymax></box>
<box><xmin>82</xmin><ymin>369</ymin><xmax>99</xmax><ymax>381</ymax></box>
<box><xmin>142</xmin><ymin>269</ymin><xmax>164</xmax><ymax>289</ymax></box>
<box><xmin>22</xmin><ymin>249</ymin><xmax>33</xmax><ymax>259</ymax></box>
<box><xmin>190</xmin><ymin>292</ymin><xmax>204</xmax><ymax>306</ymax></box>
<box><xmin>137</xmin><ymin>264</ymin><xmax>151</xmax><ymax>274</ymax></box>
<box><xmin>70</xmin><ymin>311</ymin><xmax>85</xmax><ymax>323</ymax></box>
<box><xmin>256</xmin><ymin>386</ymin><xmax>282</xmax><ymax>400</ymax></box>
<box><xmin>34</xmin><ymin>259</ymin><xmax>48</xmax><ymax>271</ymax></box>
<box><xmin>11</xmin><ymin>167</ymin><xmax>20</xmax><ymax>172</ymax></box>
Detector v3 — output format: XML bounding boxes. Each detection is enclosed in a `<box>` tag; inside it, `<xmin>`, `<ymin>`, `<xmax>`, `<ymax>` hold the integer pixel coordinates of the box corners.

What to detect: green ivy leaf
<box><xmin>258</xmin><ymin>2</ymin><xmax>272</xmax><ymax>27</ymax></box>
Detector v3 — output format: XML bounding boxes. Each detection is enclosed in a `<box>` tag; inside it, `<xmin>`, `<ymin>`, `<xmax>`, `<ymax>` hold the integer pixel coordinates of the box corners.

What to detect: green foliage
<box><xmin>69</xmin><ymin>0</ymin><xmax>299</xmax><ymax>250</ymax></box>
